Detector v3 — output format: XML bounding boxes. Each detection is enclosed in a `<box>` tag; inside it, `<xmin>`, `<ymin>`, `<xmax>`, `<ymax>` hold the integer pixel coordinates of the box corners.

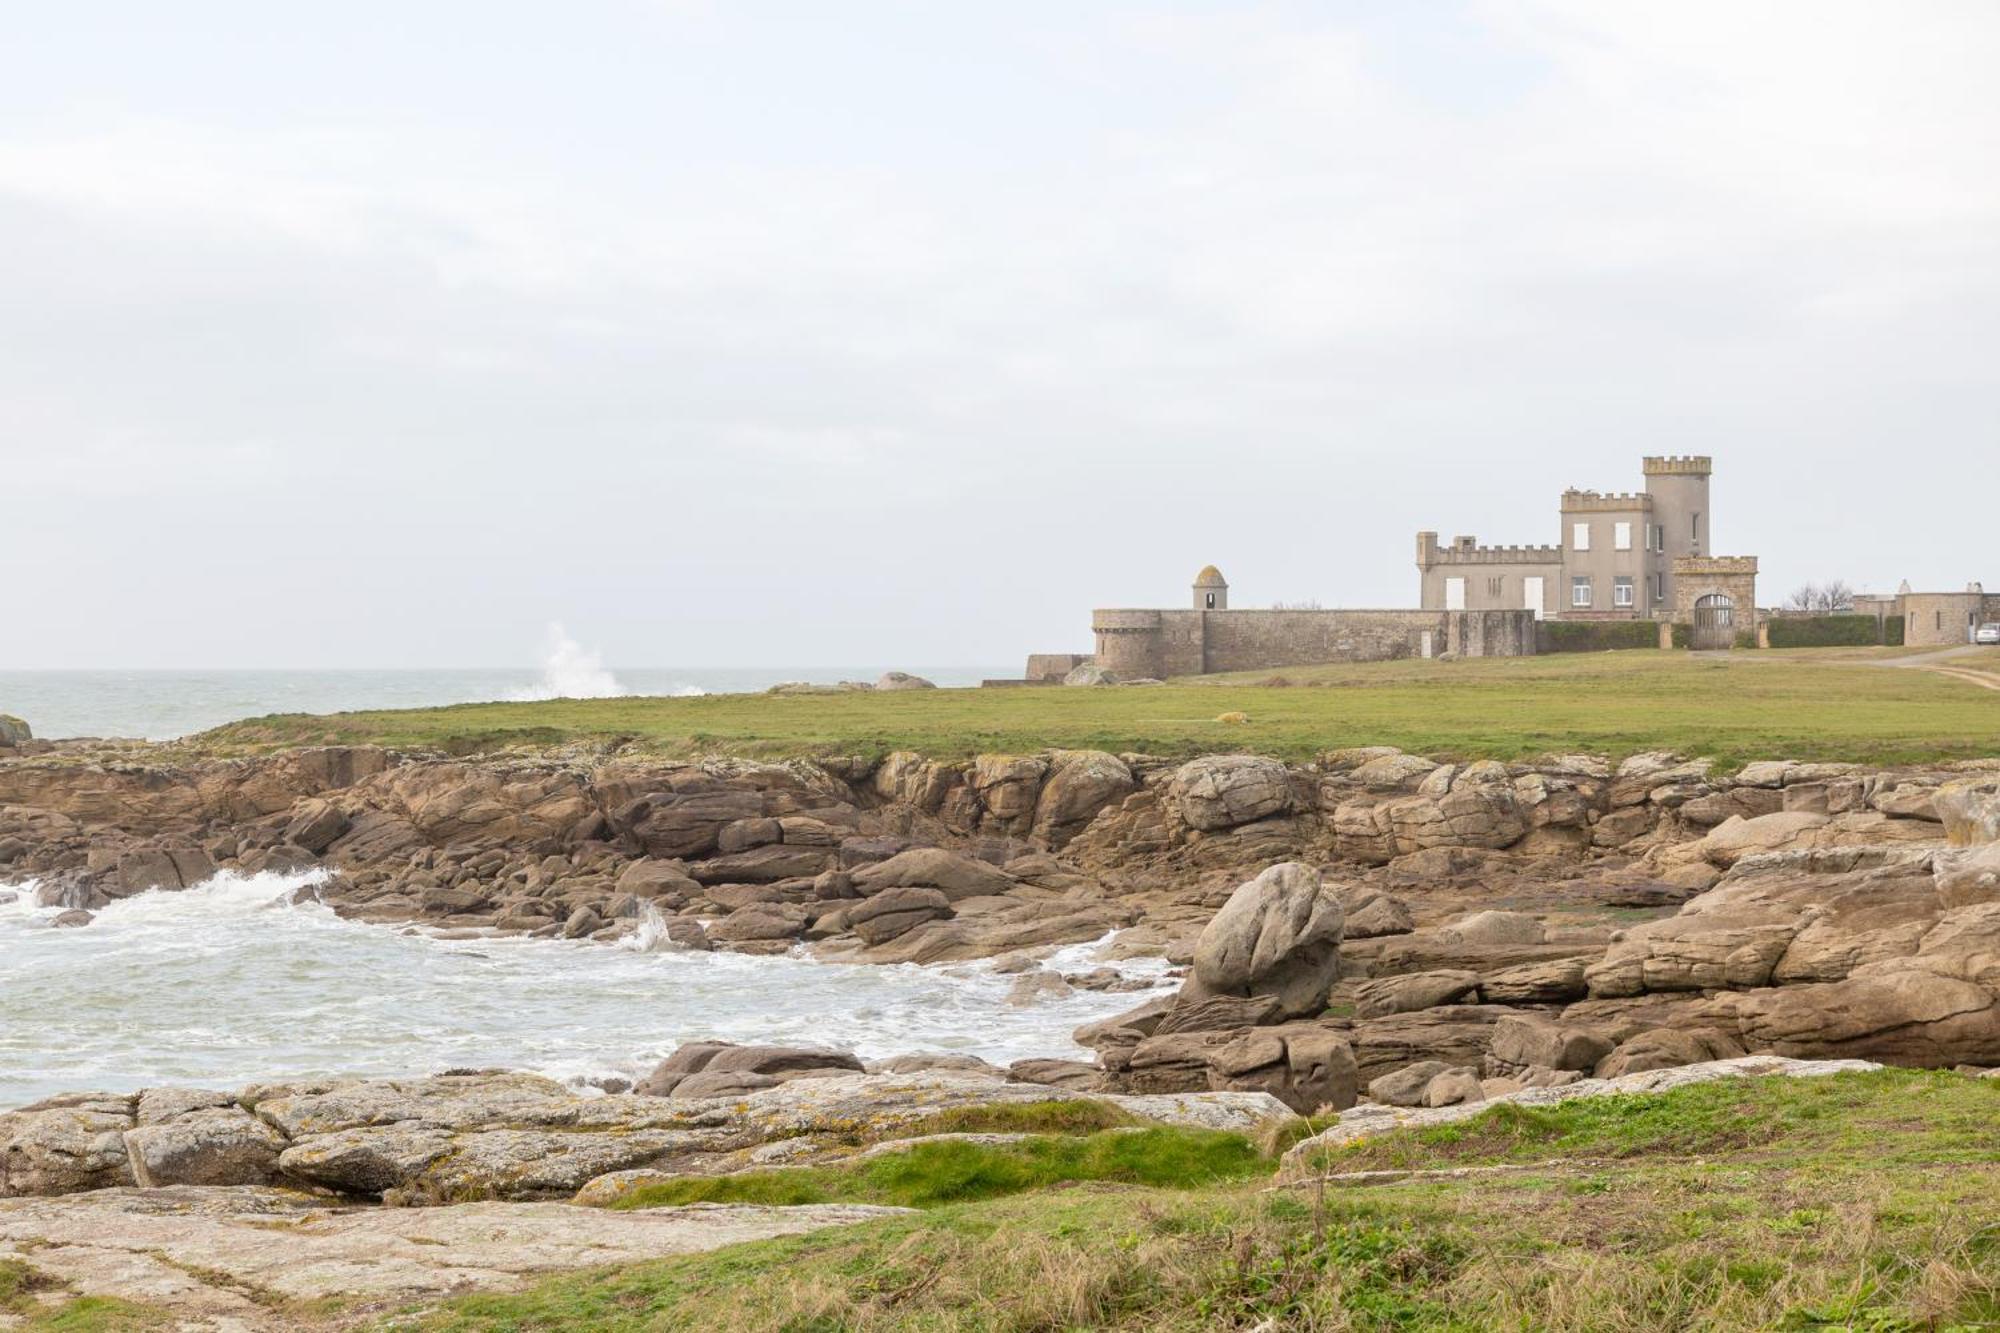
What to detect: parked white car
<box><xmin>1977</xmin><ymin>623</ymin><xmax>2000</xmax><ymax>645</ymax></box>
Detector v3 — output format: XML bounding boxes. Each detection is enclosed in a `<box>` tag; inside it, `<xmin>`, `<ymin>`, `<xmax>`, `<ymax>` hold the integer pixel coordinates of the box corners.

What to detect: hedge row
<box><xmin>1538</xmin><ymin>620</ymin><xmax>1661</xmax><ymax>653</ymax></box>
<box><xmin>1765</xmin><ymin>615</ymin><xmax>1899</xmax><ymax>648</ymax></box>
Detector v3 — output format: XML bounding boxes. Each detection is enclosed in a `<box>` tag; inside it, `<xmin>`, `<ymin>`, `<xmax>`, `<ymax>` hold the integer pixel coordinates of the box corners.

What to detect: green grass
<box><xmin>605</xmin><ymin>1126</ymin><xmax>1267</xmax><ymax>1210</ymax></box>
<box><xmin>1289</xmin><ymin>1066</ymin><xmax>2000</xmax><ymax>1175</ymax></box>
<box><xmin>0</xmin><ymin>1260</ymin><xmax>170</xmax><ymax>1331</ymax></box>
<box><xmin>408</xmin><ymin>1070</ymin><xmax>1999</xmax><ymax>1332</ymax></box>
<box><xmin>887</xmin><ymin>1098</ymin><xmax>1143</xmax><ymax>1139</ymax></box>
<box><xmin>188</xmin><ymin>648</ymin><xmax>2000</xmax><ymax>767</ymax></box>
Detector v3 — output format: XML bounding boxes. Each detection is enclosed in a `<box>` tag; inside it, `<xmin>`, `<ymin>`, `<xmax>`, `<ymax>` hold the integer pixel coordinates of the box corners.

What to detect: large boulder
<box><xmin>1936</xmin><ymin>843</ymin><xmax>2000</xmax><ymax>908</ymax></box>
<box><xmin>1032</xmin><ymin>751</ymin><xmax>1136</xmax><ymax>846</ymax></box>
<box><xmin>1478</xmin><ymin>957</ymin><xmax>1590</xmax><ymax>1004</ymax></box>
<box><xmin>1352</xmin><ymin>970</ymin><xmax>1481</xmax><ymax>1018</ymax></box>
<box><xmin>1487</xmin><ymin>1014</ymin><xmax>1615</xmax><ymax>1074</ymax></box>
<box><xmin>276</xmin><ymin>1124</ymin><xmax>455</xmax><ymax>1196</ymax></box>
<box><xmin>1345</xmin><ymin>1006</ymin><xmax>1515</xmax><ymax>1083</ymax></box>
<box><xmin>1717</xmin><ymin>904</ymin><xmax>2000</xmax><ymax>1066</ymax></box>
<box><xmin>1205</xmin><ymin>1026</ymin><xmax>1358</xmax><ymax>1114</ymax></box>
<box><xmin>123</xmin><ymin>1109</ymin><xmax>286</xmax><ymax>1188</ymax></box>
<box><xmin>1585</xmin><ymin>848</ymin><xmax>1944</xmax><ymax>999</ymax></box>
<box><xmin>1365</xmin><ymin>1060</ymin><xmax>1452</xmax><ymax>1107</ymax></box>
<box><xmin>636</xmin><ymin>1043</ymin><xmax>870</xmax><ymax>1098</ymax></box>
<box><xmin>1594</xmin><ymin>1028</ymin><xmax>1745</xmax><ymax>1079</ymax></box>
<box><xmin>283</xmin><ymin>799</ymin><xmax>351</xmax><ymax>855</ymax></box>
<box><xmin>874</xmin><ymin>672</ymin><xmax>936</xmax><ymax>691</ymax></box>
<box><xmin>847</xmin><ymin>885</ymin><xmax>952</xmax><ymax>945</ymax></box>
<box><xmin>0</xmin><ymin>1095</ymin><xmax>137</xmax><ymax>1196</ymax></box>
<box><xmin>969</xmin><ymin>755</ymin><xmax>1049</xmax><ymax>834</ymax></box>
<box><xmin>706</xmin><ymin>902</ymin><xmax>811</xmax><ymax>943</ymax></box>
<box><xmin>1184</xmin><ymin>863</ymin><xmax>1343</xmax><ymax>1018</ymax></box>
<box><xmin>1937</xmin><ymin>779</ymin><xmax>2000</xmax><ymax>846</ymax></box>
<box><xmin>616</xmin><ymin>859</ymin><xmax>702</xmax><ymax>901</ymax></box>
<box><xmin>612</xmin><ymin>777</ymin><xmax>771</xmax><ymax>859</ymax></box>
<box><xmin>1169</xmin><ymin>756</ymin><xmax>1295</xmax><ymax>832</ymax></box>
<box><xmin>0</xmin><ymin>715</ymin><xmax>30</xmax><ymax>746</ymax></box>
<box><xmin>849</xmin><ymin>848</ymin><xmax>1015</xmax><ymax>902</ymax></box>
<box><xmin>1697</xmin><ymin>812</ymin><xmax>1834</xmax><ymax>867</ymax></box>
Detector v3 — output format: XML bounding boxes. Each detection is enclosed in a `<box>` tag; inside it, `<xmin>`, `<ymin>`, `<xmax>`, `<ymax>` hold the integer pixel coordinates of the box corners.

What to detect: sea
<box><xmin>0</xmin><ymin>663</ymin><xmax>1010</xmax><ymax>742</ymax></box>
<box><xmin>0</xmin><ymin>872</ymin><xmax>1171</xmax><ymax>1107</ymax></box>
<box><xmin>0</xmin><ymin>653</ymin><xmax>1151</xmax><ymax>1109</ymax></box>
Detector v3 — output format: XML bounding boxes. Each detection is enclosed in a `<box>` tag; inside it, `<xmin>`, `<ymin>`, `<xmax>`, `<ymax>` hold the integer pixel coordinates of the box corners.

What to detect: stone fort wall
<box><xmin>1088</xmin><ymin>608</ymin><xmax>1536</xmax><ymax>678</ymax></box>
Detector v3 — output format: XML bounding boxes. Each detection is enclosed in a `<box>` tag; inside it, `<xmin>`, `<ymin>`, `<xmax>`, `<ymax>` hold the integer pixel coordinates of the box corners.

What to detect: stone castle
<box><xmin>1416</xmin><ymin>455</ymin><xmax>1759</xmax><ymax>649</ymax></box>
<box><xmin>1017</xmin><ymin>454</ymin><xmax>1993</xmax><ymax>683</ymax></box>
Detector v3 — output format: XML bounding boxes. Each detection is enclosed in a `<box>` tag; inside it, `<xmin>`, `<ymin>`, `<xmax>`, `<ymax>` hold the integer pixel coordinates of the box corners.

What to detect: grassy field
<box><xmin>190</xmin><ymin>648</ymin><xmax>2000</xmax><ymax>767</ymax></box>
<box><xmin>396</xmin><ymin>1068</ymin><xmax>1996</xmax><ymax>1332</ymax></box>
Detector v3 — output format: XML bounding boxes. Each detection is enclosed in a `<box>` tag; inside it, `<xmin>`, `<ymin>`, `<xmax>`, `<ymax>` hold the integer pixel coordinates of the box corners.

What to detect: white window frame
<box><xmin>1614</xmin><ymin>522</ymin><xmax>1632</xmax><ymax>551</ymax></box>
<box><xmin>1523</xmin><ymin>576</ymin><xmax>1545</xmax><ymax>621</ymax></box>
<box><xmin>1571</xmin><ymin>577</ymin><xmax>1592</xmax><ymax>608</ymax></box>
<box><xmin>1444</xmin><ymin>577</ymin><xmax>1466</xmax><ymax>611</ymax></box>
<box><xmin>1614</xmin><ymin>577</ymin><xmax>1635</xmax><ymax>608</ymax></box>
<box><xmin>1572</xmin><ymin>522</ymin><xmax>1590</xmax><ymax>552</ymax></box>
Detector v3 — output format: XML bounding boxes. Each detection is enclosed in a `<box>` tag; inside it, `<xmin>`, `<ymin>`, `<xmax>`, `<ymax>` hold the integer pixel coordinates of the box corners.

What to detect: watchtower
<box><xmin>1644</xmin><ymin>456</ymin><xmax>1712</xmax><ymax>608</ymax></box>
<box><xmin>1193</xmin><ymin>565</ymin><xmax>1228</xmax><ymax>611</ymax></box>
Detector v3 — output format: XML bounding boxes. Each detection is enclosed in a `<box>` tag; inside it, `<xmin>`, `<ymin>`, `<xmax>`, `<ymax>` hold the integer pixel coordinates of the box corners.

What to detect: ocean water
<box><xmin>0</xmin><ymin>664</ymin><xmax>1009</xmax><ymax>741</ymax></box>
<box><xmin>0</xmin><ymin>870</ymin><xmax>1172</xmax><ymax>1108</ymax></box>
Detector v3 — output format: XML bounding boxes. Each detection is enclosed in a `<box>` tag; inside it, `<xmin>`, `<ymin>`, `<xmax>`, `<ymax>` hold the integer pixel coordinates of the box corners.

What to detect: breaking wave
<box><xmin>511</xmin><ymin>623</ymin><xmax>626</xmax><ymax>700</ymax></box>
<box><xmin>0</xmin><ymin>871</ymin><xmax>1173</xmax><ymax>1107</ymax></box>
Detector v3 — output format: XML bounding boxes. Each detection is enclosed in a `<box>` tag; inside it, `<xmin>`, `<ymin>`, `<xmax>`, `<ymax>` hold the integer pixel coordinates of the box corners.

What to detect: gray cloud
<box><xmin>1</xmin><ymin>1</ymin><xmax>1995</xmax><ymax>667</ymax></box>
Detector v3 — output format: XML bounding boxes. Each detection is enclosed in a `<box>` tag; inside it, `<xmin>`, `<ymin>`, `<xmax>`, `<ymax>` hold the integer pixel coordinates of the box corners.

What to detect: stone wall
<box><xmin>1090</xmin><ymin>609</ymin><xmax>1537</xmax><ymax>677</ymax></box>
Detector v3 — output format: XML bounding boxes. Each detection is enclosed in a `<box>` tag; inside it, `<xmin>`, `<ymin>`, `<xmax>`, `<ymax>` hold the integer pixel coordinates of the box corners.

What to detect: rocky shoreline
<box><xmin>2</xmin><ymin>738</ymin><xmax>1998</xmax><ymax>1111</ymax></box>
<box><xmin>3</xmin><ymin>732</ymin><xmax>1998</xmax><ymax>1325</ymax></box>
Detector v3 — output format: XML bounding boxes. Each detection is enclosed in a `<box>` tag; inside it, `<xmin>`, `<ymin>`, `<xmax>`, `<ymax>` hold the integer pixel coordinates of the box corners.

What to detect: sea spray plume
<box><xmin>514</xmin><ymin>623</ymin><xmax>625</xmax><ymax>700</ymax></box>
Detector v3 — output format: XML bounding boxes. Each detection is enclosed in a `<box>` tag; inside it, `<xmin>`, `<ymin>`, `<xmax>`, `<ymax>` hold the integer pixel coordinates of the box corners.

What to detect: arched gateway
<box><xmin>1692</xmin><ymin>592</ymin><xmax>1736</xmax><ymax>650</ymax></box>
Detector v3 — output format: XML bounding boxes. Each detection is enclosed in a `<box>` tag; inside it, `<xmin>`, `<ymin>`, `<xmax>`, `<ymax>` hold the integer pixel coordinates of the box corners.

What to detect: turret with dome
<box><xmin>1193</xmin><ymin>565</ymin><xmax>1228</xmax><ymax>610</ymax></box>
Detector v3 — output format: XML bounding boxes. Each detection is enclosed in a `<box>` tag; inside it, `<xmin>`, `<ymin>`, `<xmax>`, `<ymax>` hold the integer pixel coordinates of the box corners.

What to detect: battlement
<box><xmin>1424</xmin><ymin>540</ymin><xmax>1560</xmax><ymax>560</ymax></box>
<box><xmin>1560</xmin><ymin>489</ymin><xmax>1653</xmax><ymax>512</ymax></box>
<box><xmin>1674</xmin><ymin>554</ymin><xmax>1758</xmax><ymax>575</ymax></box>
<box><xmin>1417</xmin><ymin>532</ymin><xmax>1565</xmax><ymax>568</ymax></box>
<box><xmin>1643</xmin><ymin>455</ymin><xmax>1712</xmax><ymax>477</ymax></box>
<box><xmin>1091</xmin><ymin>608</ymin><xmax>1165</xmax><ymax>632</ymax></box>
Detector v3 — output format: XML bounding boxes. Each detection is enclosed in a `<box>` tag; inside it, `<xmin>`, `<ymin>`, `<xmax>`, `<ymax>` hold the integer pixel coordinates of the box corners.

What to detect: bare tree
<box><xmin>1786</xmin><ymin>581</ymin><xmax>1857</xmax><ymax>613</ymax></box>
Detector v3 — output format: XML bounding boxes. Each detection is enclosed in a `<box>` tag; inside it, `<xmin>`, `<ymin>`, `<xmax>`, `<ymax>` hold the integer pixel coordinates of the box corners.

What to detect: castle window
<box><xmin>1652</xmin><ymin>573</ymin><xmax>1663</xmax><ymax>603</ymax></box>
<box><xmin>1487</xmin><ymin>577</ymin><xmax>1503</xmax><ymax>597</ymax></box>
<box><xmin>1572</xmin><ymin>522</ymin><xmax>1590</xmax><ymax>552</ymax></box>
<box><xmin>1571</xmin><ymin>577</ymin><xmax>1592</xmax><ymax>608</ymax></box>
<box><xmin>1205</xmin><ymin>593</ymin><xmax>1215</xmax><ymax>609</ymax></box>
<box><xmin>1614</xmin><ymin>522</ymin><xmax>1632</xmax><ymax>551</ymax></box>
<box><xmin>1614</xmin><ymin>577</ymin><xmax>1634</xmax><ymax>608</ymax></box>
<box><xmin>1444</xmin><ymin>577</ymin><xmax>1466</xmax><ymax>611</ymax></box>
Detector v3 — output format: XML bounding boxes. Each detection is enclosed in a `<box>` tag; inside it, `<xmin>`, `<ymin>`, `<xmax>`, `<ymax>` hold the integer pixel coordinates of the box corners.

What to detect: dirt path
<box><xmin>1871</xmin><ymin>645</ymin><xmax>2000</xmax><ymax>691</ymax></box>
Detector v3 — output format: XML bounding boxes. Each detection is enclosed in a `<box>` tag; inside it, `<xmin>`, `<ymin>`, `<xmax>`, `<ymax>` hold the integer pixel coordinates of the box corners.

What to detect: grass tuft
<box><xmin>607</xmin><ymin>1127</ymin><xmax>1268</xmax><ymax>1211</ymax></box>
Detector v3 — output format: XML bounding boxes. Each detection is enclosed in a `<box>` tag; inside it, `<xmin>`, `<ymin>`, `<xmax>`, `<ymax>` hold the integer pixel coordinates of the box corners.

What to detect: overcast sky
<box><xmin>3</xmin><ymin>1</ymin><xmax>1996</xmax><ymax>670</ymax></box>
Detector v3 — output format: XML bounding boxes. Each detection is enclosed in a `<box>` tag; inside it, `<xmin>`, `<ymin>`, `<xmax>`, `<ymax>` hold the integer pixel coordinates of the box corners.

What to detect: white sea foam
<box><xmin>0</xmin><ymin>870</ymin><xmax>1173</xmax><ymax>1108</ymax></box>
<box><xmin>510</xmin><ymin>622</ymin><xmax>627</xmax><ymax>700</ymax></box>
